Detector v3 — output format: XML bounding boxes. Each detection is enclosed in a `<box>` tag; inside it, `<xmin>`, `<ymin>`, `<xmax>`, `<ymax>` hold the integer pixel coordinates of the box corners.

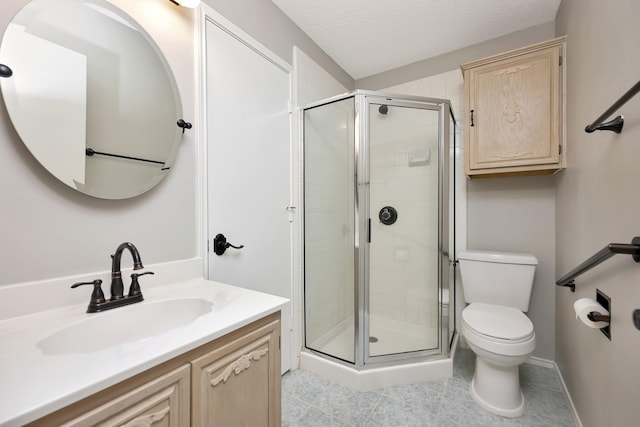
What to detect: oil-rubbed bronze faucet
<box><xmin>110</xmin><ymin>242</ymin><xmax>144</xmax><ymax>300</ymax></box>
<box><xmin>72</xmin><ymin>242</ymin><xmax>153</xmax><ymax>313</ymax></box>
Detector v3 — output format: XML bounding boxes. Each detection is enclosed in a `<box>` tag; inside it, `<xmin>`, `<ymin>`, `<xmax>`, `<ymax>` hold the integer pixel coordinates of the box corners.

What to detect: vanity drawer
<box><xmin>30</xmin><ymin>365</ymin><xmax>190</xmax><ymax>427</ymax></box>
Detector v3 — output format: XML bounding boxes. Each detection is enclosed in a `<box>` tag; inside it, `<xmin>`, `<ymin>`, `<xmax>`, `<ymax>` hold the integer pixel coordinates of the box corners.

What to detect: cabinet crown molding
<box><xmin>461</xmin><ymin>35</ymin><xmax>567</xmax><ymax>74</ymax></box>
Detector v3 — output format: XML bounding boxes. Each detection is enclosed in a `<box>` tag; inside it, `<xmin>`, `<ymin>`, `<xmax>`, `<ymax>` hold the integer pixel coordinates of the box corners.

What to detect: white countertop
<box><xmin>0</xmin><ymin>278</ymin><xmax>288</xmax><ymax>426</ymax></box>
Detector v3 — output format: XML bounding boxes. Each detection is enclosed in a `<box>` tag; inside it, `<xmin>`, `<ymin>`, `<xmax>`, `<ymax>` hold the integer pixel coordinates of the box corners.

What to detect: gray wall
<box><xmin>356</xmin><ymin>21</ymin><xmax>555</xmax><ymax>90</ymax></box>
<box><xmin>204</xmin><ymin>0</ymin><xmax>353</xmax><ymax>90</ymax></box>
<box><xmin>467</xmin><ymin>176</ymin><xmax>556</xmax><ymax>360</ymax></box>
<box><xmin>555</xmin><ymin>1</ymin><xmax>640</xmax><ymax>425</ymax></box>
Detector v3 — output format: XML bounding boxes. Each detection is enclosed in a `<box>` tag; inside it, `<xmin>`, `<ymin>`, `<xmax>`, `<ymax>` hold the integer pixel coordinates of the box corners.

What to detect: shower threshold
<box><xmin>309</xmin><ymin>314</ymin><xmax>439</xmax><ymax>359</ymax></box>
<box><xmin>301</xmin><ymin>334</ymin><xmax>458</xmax><ymax>391</ymax></box>
<box><xmin>303</xmin><ymin>315</ymin><xmax>456</xmax><ymax>391</ymax></box>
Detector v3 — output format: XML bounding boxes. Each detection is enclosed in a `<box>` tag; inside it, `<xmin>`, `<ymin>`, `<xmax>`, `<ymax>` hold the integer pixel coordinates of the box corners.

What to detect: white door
<box><xmin>204</xmin><ymin>14</ymin><xmax>293</xmax><ymax>373</ymax></box>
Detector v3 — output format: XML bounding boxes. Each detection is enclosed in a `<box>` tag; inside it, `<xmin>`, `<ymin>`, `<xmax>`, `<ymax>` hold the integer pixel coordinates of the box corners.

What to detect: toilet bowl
<box><xmin>461</xmin><ymin>302</ymin><xmax>535</xmax><ymax>417</ymax></box>
<box><xmin>457</xmin><ymin>250</ymin><xmax>538</xmax><ymax>418</ymax></box>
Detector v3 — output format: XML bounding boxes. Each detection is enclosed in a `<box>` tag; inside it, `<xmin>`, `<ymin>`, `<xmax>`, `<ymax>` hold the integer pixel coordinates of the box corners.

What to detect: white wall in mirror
<box><xmin>0</xmin><ymin>0</ymin><xmax>184</xmax><ymax>199</ymax></box>
<box><xmin>2</xmin><ymin>26</ymin><xmax>87</xmax><ymax>187</ymax></box>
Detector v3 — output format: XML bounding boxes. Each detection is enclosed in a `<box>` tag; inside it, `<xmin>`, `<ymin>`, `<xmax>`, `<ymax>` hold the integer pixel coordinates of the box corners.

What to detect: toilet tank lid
<box><xmin>457</xmin><ymin>250</ymin><xmax>538</xmax><ymax>265</ymax></box>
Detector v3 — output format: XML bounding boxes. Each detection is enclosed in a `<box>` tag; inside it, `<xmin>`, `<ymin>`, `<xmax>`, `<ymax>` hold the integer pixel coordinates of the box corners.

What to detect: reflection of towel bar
<box><xmin>556</xmin><ymin>237</ymin><xmax>640</xmax><ymax>292</ymax></box>
<box><xmin>85</xmin><ymin>148</ymin><xmax>166</xmax><ymax>168</ymax></box>
<box><xmin>0</xmin><ymin>63</ymin><xmax>12</xmax><ymax>77</ymax></box>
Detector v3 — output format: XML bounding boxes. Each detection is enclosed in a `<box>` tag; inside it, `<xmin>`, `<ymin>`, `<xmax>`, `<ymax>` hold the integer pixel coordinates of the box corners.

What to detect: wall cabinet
<box><xmin>28</xmin><ymin>312</ymin><xmax>281</xmax><ymax>427</ymax></box>
<box><xmin>461</xmin><ymin>36</ymin><xmax>566</xmax><ymax>178</ymax></box>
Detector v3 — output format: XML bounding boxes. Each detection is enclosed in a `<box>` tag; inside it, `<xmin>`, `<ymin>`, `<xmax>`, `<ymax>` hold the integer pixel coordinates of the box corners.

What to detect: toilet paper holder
<box><xmin>595</xmin><ymin>289</ymin><xmax>612</xmax><ymax>340</ymax></box>
<box><xmin>587</xmin><ymin>311</ymin><xmax>610</xmax><ymax>323</ymax></box>
<box><xmin>575</xmin><ymin>289</ymin><xmax>612</xmax><ymax>340</ymax></box>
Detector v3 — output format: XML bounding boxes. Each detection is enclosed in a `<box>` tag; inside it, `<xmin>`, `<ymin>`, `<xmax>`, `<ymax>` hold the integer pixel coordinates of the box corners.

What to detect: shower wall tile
<box><xmin>380</xmin><ymin>70</ymin><xmax>467</xmax><ymax>331</ymax></box>
<box><xmin>369</xmin><ymin>105</ymin><xmax>440</xmax><ymax>329</ymax></box>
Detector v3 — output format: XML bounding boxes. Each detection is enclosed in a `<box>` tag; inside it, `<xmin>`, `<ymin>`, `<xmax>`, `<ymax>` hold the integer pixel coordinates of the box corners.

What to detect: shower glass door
<box><xmin>364</xmin><ymin>98</ymin><xmax>445</xmax><ymax>360</ymax></box>
<box><xmin>303</xmin><ymin>96</ymin><xmax>356</xmax><ymax>364</ymax></box>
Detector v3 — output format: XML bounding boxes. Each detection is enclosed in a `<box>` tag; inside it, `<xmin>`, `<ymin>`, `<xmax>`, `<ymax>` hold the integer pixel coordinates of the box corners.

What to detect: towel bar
<box><xmin>585</xmin><ymin>80</ymin><xmax>640</xmax><ymax>133</ymax></box>
<box><xmin>556</xmin><ymin>237</ymin><xmax>640</xmax><ymax>291</ymax></box>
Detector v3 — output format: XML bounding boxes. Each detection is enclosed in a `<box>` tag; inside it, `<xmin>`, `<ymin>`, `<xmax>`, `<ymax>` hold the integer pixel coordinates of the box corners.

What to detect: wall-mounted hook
<box><xmin>0</xmin><ymin>64</ymin><xmax>12</xmax><ymax>78</ymax></box>
<box><xmin>177</xmin><ymin>119</ymin><xmax>192</xmax><ymax>134</ymax></box>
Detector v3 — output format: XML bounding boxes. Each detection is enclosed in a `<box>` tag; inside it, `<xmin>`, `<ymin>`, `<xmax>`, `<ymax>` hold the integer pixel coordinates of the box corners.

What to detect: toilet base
<box><xmin>469</xmin><ymin>357</ymin><xmax>525</xmax><ymax>418</ymax></box>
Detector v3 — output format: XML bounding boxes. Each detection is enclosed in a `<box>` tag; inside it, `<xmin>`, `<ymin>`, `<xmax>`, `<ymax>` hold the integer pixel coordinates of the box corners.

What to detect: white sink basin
<box><xmin>37</xmin><ymin>298</ymin><xmax>213</xmax><ymax>355</ymax></box>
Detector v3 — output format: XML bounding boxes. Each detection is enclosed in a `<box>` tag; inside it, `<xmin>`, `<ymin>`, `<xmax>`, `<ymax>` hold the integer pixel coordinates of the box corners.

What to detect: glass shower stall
<box><xmin>303</xmin><ymin>91</ymin><xmax>456</xmax><ymax>369</ymax></box>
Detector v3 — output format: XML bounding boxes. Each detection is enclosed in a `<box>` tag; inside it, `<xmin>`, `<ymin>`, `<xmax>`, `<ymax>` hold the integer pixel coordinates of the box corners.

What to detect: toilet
<box><xmin>457</xmin><ymin>250</ymin><xmax>538</xmax><ymax>417</ymax></box>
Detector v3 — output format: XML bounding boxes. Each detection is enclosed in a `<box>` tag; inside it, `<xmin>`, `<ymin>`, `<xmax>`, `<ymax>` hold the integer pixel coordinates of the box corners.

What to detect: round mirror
<box><xmin>0</xmin><ymin>0</ymin><xmax>184</xmax><ymax>199</ymax></box>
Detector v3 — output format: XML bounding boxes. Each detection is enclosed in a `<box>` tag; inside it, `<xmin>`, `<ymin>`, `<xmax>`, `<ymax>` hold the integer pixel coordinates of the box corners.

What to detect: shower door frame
<box><xmin>356</xmin><ymin>92</ymin><xmax>452</xmax><ymax>366</ymax></box>
<box><xmin>302</xmin><ymin>90</ymin><xmax>455</xmax><ymax>369</ymax></box>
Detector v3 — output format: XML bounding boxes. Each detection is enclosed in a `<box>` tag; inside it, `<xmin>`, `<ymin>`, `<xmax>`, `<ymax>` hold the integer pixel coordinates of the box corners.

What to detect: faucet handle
<box><xmin>71</xmin><ymin>279</ymin><xmax>106</xmax><ymax>305</ymax></box>
<box><xmin>129</xmin><ymin>271</ymin><xmax>154</xmax><ymax>297</ymax></box>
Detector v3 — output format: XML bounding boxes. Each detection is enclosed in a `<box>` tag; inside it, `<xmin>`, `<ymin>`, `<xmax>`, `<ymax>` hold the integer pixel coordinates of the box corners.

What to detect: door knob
<box><xmin>213</xmin><ymin>233</ymin><xmax>244</xmax><ymax>256</ymax></box>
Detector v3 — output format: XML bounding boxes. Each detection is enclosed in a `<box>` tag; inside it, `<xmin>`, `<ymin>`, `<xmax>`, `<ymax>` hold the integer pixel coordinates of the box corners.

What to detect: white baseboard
<box><xmin>526</xmin><ymin>356</ymin><xmax>582</xmax><ymax>427</ymax></box>
<box><xmin>526</xmin><ymin>355</ymin><xmax>555</xmax><ymax>369</ymax></box>
<box><xmin>552</xmin><ymin>360</ymin><xmax>583</xmax><ymax>427</ymax></box>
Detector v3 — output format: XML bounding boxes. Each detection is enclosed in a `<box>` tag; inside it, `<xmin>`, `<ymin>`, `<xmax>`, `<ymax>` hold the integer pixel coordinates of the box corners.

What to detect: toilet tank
<box><xmin>458</xmin><ymin>250</ymin><xmax>538</xmax><ymax>311</ymax></box>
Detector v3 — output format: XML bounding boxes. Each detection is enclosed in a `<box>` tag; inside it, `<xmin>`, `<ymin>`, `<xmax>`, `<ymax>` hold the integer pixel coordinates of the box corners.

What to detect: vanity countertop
<box><xmin>0</xmin><ymin>278</ymin><xmax>288</xmax><ymax>427</ymax></box>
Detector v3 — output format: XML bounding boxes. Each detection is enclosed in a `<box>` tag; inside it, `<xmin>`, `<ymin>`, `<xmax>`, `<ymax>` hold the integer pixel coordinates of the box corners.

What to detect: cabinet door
<box><xmin>465</xmin><ymin>42</ymin><xmax>563</xmax><ymax>175</ymax></box>
<box><xmin>61</xmin><ymin>365</ymin><xmax>190</xmax><ymax>427</ymax></box>
<box><xmin>191</xmin><ymin>318</ymin><xmax>281</xmax><ymax>427</ymax></box>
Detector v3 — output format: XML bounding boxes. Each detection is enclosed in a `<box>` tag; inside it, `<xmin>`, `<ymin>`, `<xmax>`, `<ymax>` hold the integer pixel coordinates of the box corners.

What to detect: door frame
<box><xmin>197</xmin><ymin>4</ymin><xmax>298</xmax><ymax>371</ymax></box>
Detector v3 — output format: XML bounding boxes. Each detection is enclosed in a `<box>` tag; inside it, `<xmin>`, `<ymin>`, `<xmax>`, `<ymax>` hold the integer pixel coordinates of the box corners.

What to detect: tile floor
<box><xmin>281</xmin><ymin>349</ymin><xmax>576</xmax><ymax>426</ymax></box>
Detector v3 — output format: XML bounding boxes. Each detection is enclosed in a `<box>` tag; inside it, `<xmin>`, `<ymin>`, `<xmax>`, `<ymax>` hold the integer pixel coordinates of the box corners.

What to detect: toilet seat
<box><xmin>462</xmin><ymin>303</ymin><xmax>534</xmax><ymax>342</ymax></box>
<box><xmin>462</xmin><ymin>303</ymin><xmax>535</xmax><ymax>356</ymax></box>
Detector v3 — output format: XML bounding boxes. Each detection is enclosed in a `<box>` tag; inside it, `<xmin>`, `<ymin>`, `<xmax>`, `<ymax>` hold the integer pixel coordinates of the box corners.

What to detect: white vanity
<box><xmin>0</xmin><ymin>271</ymin><xmax>287</xmax><ymax>426</ymax></box>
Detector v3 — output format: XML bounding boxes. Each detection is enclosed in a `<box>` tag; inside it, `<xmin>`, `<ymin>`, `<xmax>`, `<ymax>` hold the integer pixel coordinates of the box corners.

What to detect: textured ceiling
<box><xmin>272</xmin><ymin>0</ymin><xmax>561</xmax><ymax>79</ymax></box>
